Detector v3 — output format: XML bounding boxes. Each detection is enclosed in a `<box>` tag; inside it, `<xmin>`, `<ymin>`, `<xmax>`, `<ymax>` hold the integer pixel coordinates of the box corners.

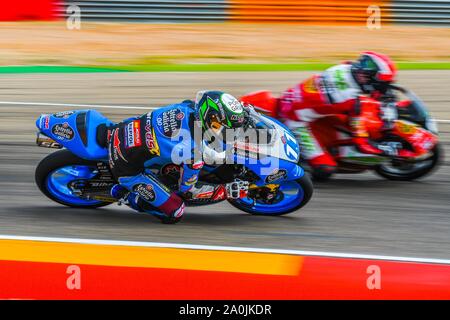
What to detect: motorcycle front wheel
<box><xmin>375</xmin><ymin>144</ymin><xmax>442</xmax><ymax>181</ymax></box>
<box><xmin>227</xmin><ymin>174</ymin><xmax>313</xmax><ymax>216</ymax></box>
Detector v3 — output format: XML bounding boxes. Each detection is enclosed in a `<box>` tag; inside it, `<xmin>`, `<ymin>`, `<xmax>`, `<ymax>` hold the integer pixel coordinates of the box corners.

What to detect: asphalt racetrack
<box><xmin>0</xmin><ymin>71</ymin><xmax>449</xmax><ymax>259</ymax></box>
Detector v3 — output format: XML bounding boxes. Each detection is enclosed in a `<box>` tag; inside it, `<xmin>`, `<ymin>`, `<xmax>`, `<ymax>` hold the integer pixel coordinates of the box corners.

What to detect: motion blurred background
<box><xmin>1</xmin><ymin>0</ymin><xmax>450</xmax><ymax>67</ymax></box>
<box><xmin>0</xmin><ymin>1</ymin><xmax>449</xmax><ymax>258</ymax></box>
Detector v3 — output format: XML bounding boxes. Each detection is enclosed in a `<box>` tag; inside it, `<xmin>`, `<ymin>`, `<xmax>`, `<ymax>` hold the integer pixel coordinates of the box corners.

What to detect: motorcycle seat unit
<box><xmin>36</xmin><ymin>109</ymin><xmax>114</xmax><ymax>161</ymax></box>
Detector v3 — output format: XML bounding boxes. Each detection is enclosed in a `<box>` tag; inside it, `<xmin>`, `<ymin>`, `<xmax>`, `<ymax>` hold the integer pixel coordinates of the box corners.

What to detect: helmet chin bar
<box><xmin>361</xmin><ymin>83</ymin><xmax>375</xmax><ymax>94</ymax></box>
<box><xmin>355</xmin><ymin>72</ymin><xmax>370</xmax><ymax>84</ymax></box>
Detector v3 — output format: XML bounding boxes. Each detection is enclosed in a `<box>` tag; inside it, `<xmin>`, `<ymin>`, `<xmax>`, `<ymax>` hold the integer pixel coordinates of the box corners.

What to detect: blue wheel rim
<box><xmin>236</xmin><ymin>180</ymin><xmax>305</xmax><ymax>215</ymax></box>
<box><xmin>45</xmin><ymin>165</ymin><xmax>103</xmax><ymax>206</ymax></box>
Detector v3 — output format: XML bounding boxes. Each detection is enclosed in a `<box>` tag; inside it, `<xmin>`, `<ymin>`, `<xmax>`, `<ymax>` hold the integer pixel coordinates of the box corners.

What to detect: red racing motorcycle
<box><xmin>241</xmin><ymin>85</ymin><xmax>442</xmax><ymax>181</ymax></box>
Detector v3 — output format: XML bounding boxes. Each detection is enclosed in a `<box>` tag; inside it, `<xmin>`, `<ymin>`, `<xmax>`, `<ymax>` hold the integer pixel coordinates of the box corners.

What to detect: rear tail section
<box><xmin>36</xmin><ymin>110</ymin><xmax>114</xmax><ymax>160</ymax></box>
<box><xmin>240</xmin><ymin>91</ymin><xmax>278</xmax><ymax>117</ymax></box>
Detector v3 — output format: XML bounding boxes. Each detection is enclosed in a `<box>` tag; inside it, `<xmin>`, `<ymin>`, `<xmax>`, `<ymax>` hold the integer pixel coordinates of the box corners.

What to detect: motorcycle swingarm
<box><xmin>69</xmin><ymin>179</ymin><xmax>117</xmax><ymax>202</ymax></box>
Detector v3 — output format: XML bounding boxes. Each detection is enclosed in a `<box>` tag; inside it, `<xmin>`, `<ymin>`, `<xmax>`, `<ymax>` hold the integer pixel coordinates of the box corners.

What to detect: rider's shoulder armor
<box><xmin>321</xmin><ymin>64</ymin><xmax>361</xmax><ymax>104</ymax></box>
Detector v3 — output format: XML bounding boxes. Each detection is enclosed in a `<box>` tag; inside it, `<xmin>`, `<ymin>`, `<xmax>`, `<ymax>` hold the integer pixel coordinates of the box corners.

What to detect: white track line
<box><xmin>0</xmin><ymin>101</ymin><xmax>449</xmax><ymax>123</ymax></box>
<box><xmin>0</xmin><ymin>101</ymin><xmax>153</xmax><ymax>111</ymax></box>
<box><xmin>0</xmin><ymin>234</ymin><xmax>449</xmax><ymax>265</ymax></box>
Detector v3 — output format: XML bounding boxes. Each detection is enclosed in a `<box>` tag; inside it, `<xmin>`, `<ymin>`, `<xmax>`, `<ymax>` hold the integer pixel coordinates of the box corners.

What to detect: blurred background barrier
<box><xmin>50</xmin><ymin>0</ymin><xmax>450</xmax><ymax>25</ymax></box>
<box><xmin>390</xmin><ymin>0</ymin><xmax>450</xmax><ymax>25</ymax></box>
<box><xmin>1</xmin><ymin>0</ymin><xmax>449</xmax><ymax>25</ymax></box>
<box><xmin>228</xmin><ymin>0</ymin><xmax>388</xmax><ymax>23</ymax></box>
<box><xmin>55</xmin><ymin>0</ymin><xmax>230</xmax><ymax>22</ymax></box>
<box><xmin>0</xmin><ymin>0</ymin><xmax>58</xmax><ymax>21</ymax></box>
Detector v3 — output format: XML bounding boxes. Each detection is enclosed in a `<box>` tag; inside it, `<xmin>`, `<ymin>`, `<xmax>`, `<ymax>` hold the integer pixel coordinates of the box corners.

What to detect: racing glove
<box><xmin>349</xmin><ymin>97</ymin><xmax>385</xmax><ymax>156</ymax></box>
<box><xmin>349</xmin><ymin>114</ymin><xmax>381</xmax><ymax>155</ymax></box>
<box><xmin>179</xmin><ymin>160</ymin><xmax>204</xmax><ymax>193</ymax></box>
<box><xmin>353</xmin><ymin>136</ymin><xmax>384</xmax><ymax>155</ymax></box>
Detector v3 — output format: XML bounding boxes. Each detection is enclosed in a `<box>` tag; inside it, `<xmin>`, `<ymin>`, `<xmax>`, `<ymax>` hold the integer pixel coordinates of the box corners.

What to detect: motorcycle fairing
<box><xmin>392</xmin><ymin>119</ymin><xmax>438</xmax><ymax>157</ymax></box>
<box><xmin>36</xmin><ymin>109</ymin><xmax>114</xmax><ymax>161</ymax></box>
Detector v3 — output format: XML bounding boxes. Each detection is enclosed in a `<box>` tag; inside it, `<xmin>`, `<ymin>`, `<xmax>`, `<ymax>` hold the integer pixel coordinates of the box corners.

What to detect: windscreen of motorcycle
<box><xmin>232</xmin><ymin>111</ymin><xmax>300</xmax><ymax>163</ymax></box>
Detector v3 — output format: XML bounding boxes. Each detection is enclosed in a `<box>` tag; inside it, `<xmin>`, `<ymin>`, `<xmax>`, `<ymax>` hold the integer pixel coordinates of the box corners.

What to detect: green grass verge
<box><xmin>1</xmin><ymin>62</ymin><xmax>450</xmax><ymax>73</ymax></box>
<box><xmin>104</xmin><ymin>63</ymin><xmax>335</xmax><ymax>72</ymax></box>
<box><xmin>110</xmin><ymin>62</ymin><xmax>450</xmax><ymax>72</ymax></box>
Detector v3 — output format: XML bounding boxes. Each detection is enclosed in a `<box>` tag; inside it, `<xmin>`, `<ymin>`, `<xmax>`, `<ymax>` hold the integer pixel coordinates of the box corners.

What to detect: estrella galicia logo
<box><xmin>265</xmin><ymin>169</ymin><xmax>288</xmax><ymax>184</ymax></box>
<box><xmin>156</xmin><ymin>108</ymin><xmax>184</xmax><ymax>138</ymax></box>
<box><xmin>51</xmin><ymin>122</ymin><xmax>75</xmax><ymax>141</ymax></box>
<box><xmin>133</xmin><ymin>183</ymin><xmax>156</xmax><ymax>202</ymax></box>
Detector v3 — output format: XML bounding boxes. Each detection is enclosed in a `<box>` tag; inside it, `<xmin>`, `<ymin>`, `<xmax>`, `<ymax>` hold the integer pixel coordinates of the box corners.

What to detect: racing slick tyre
<box><xmin>228</xmin><ymin>174</ymin><xmax>313</xmax><ymax>216</ymax></box>
<box><xmin>375</xmin><ymin>144</ymin><xmax>442</xmax><ymax>181</ymax></box>
<box><xmin>35</xmin><ymin>149</ymin><xmax>113</xmax><ymax>208</ymax></box>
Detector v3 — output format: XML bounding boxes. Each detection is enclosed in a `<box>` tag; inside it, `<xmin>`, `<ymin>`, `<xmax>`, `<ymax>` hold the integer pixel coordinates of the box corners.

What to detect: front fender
<box><xmin>393</xmin><ymin>120</ymin><xmax>439</xmax><ymax>156</ymax></box>
<box><xmin>242</xmin><ymin>156</ymin><xmax>305</xmax><ymax>186</ymax></box>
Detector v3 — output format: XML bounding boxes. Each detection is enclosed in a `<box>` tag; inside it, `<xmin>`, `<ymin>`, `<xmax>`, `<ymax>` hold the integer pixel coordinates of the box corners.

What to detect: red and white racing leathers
<box><xmin>278</xmin><ymin>64</ymin><xmax>382</xmax><ymax>170</ymax></box>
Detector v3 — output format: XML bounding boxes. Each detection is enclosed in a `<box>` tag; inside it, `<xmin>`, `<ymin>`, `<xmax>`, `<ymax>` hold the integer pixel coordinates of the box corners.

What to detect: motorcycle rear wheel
<box><xmin>35</xmin><ymin>149</ymin><xmax>113</xmax><ymax>208</ymax></box>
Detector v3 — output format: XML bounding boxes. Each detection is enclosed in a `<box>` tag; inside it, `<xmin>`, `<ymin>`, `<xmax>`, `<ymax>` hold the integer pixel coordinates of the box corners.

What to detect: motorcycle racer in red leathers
<box><xmin>276</xmin><ymin>51</ymin><xmax>398</xmax><ymax>179</ymax></box>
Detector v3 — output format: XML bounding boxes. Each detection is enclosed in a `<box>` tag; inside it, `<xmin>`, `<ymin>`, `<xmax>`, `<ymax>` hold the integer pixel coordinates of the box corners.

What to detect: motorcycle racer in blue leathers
<box><xmin>108</xmin><ymin>91</ymin><xmax>248</xmax><ymax>224</ymax></box>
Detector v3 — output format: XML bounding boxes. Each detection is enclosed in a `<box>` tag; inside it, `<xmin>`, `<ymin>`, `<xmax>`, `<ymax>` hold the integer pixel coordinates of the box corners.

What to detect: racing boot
<box><xmin>115</xmin><ymin>173</ymin><xmax>185</xmax><ymax>224</ymax></box>
<box><xmin>309</xmin><ymin>154</ymin><xmax>337</xmax><ymax>181</ymax></box>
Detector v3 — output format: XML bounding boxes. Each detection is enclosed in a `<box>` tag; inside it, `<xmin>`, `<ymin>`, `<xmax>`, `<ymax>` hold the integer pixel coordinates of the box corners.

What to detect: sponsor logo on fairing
<box><xmin>40</xmin><ymin>115</ymin><xmax>50</xmax><ymax>129</ymax></box>
<box><xmin>52</xmin><ymin>122</ymin><xmax>75</xmax><ymax>140</ymax></box>
<box><xmin>124</xmin><ymin>120</ymin><xmax>142</xmax><ymax>149</ymax></box>
<box><xmin>144</xmin><ymin>115</ymin><xmax>160</xmax><ymax>155</ymax></box>
<box><xmin>156</xmin><ymin>108</ymin><xmax>184</xmax><ymax>138</ymax></box>
<box><xmin>133</xmin><ymin>183</ymin><xmax>156</xmax><ymax>202</ymax></box>
<box><xmin>265</xmin><ymin>168</ymin><xmax>288</xmax><ymax>183</ymax></box>
<box><xmin>112</xmin><ymin>129</ymin><xmax>128</xmax><ymax>163</ymax></box>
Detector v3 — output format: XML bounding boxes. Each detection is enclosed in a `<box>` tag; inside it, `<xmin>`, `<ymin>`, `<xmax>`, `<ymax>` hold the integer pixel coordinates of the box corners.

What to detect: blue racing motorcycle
<box><xmin>34</xmin><ymin>107</ymin><xmax>313</xmax><ymax>217</ymax></box>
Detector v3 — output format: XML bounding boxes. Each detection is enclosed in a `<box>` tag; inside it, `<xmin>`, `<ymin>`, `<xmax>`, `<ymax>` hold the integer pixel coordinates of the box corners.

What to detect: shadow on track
<box><xmin>312</xmin><ymin>175</ymin><xmax>438</xmax><ymax>190</ymax></box>
<box><xmin>7</xmin><ymin>204</ymin><xmax>302</xmax><ymax>227</ymax></box>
